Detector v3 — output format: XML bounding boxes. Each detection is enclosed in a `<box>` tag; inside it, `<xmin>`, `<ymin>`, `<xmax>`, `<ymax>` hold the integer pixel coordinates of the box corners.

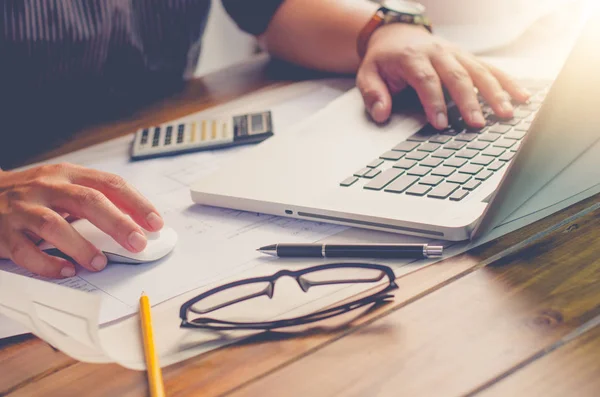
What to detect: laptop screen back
<box><xmin>471</xmin><ymin>6</ymin><xmax>600</xmax><ymax>239</ymax></box>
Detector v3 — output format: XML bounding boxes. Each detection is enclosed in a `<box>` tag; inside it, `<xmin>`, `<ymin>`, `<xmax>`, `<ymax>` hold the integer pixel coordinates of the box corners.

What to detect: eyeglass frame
<box><xmin>179</xmin><ymin>262</ymin><xmax>398</xmax><ymax>331</ymax></box>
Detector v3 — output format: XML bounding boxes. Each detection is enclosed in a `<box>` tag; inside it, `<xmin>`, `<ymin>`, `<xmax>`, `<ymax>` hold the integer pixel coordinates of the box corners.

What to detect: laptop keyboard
<box><xmin>340</xmin><ymin>80</ymin><xmax>550</xmax><ymax>201</ymax></box>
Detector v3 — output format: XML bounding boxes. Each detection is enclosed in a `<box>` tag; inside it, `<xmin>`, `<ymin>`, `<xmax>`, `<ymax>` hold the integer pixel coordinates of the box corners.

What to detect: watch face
<box><xmin>382</xmin><ymin>0</ymin><xmax>426</xmax><ymax>14</ymax></box>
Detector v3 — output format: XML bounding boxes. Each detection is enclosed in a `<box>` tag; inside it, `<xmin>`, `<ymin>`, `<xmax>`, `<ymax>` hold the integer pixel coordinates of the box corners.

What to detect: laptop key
<box><xmin>427</xmin><ymin>183</ymin><xmax>460</xmax><ymax>199</ymax></box>
<box><xmin>471</xmin><ymin>155</ymin><xmax>495</xmax><ymax>166</ymax></box>
<box><xmin>406</xmin><ymin>184</ymin><xmax>432</xmax><ymax>197</ymax></box>
<box><xmin>467</xmin><ymin>141</ymin><xmax>490</xmax><ymax>151</ymax></box>
<box><xmin>499</xmin><ymin>151</ymin><xmax>515</xmax><ymax>162</ymax></box>
<box><xmin>459</xmin><ymin>164</ymin><xmax>483</xmax><ymax>175</ymax></box>
<box><xmin>454</xmin><ymin>133</ymin><xmax>479</xmax><ymax>142</ymax></box>
<box><xmin>441</xmin><ymin>127</ymin><xmax>464</xmax><ymax>136</ymax></box>
<box><xmin>393</xmin><ymin>141</ymin><xmax>420</xmax><ymax>152</ymax></box>
<box><xmin>444</xmin><ymin>141</ymin><xmax>466</xmax><ymax>151</ymax></box>
<box><xmin>431</xmin><ymin>149</ymin><xmax>455</xmax><ymax>159</ymax></box>
<box><xmin>364</xmin><ymin>168</ymin><xmax>405</xmax><ymax>191</ymax></box>
<box><xmin>488</xmin><ymin>160</ymin><xmax>505</xmax><ymax>172</ymax></box>
<box><xmin>367</xmin><ymin>159</ymin><xmax>384</xmax><ymax>168</ymax></box>
<box><xmin>407</xmin><ymin>125</ymin><xmax>437</xmax><ymax>142</ymax></box>
<box><xmin>447</xmin><ymin>173</ymin><xmax>472</xmax><ymax>184</ymax></box>
<box><xmin>420</xmin><ymin>175</ymin><xmax>444</xmax><ymax>186</ymax></box>
<box><xmin>384</xmin><ymin>175</ymin><xmax>419</xmax><ymax>194</ymax></box>
<box><xmin>455</xmin><ymin>149</ymin><xmax>478</xmax><ymax>159</ymax></box>
<box><xmin>407</xmin><ymin>166</ymin><xmax>431</xmax><ymax>177</ymax></box>
<box><xmin>463</xmin><ymin>179</ymin><xmax>482</xmax><ymax>191</ymax></box>
<box><xmin>500</xmin><ymin>118</ymin><xmax>521</xmax><ymax>126</ymax></box>
<box><xmin>428</xmin><ymin>134</ymin><xmax>452</xmax><ymax>144</ymax></box>
<box><xmin>481</xmin><ymin>147</ymin><xmax>505</xmax><ymax>157</ymax></box>
<box><xmin>444</xmin><ymin>157</ymin><xmax>468</xmax><ymax>168</ymax></box>
<box><xmin>515</xmin><ymin>121</ymin><xmax>532</xmax><ymax>132</ymax></box>
<box><xmin>479</xmin><ymin>133</ymin><xmax>502</xmax><ymax>142</ymax></box>
<box><xmin>504</xmin><ymin>130</ymin><xmax>526</xmax><ymax>140</ymax></box>
<box><xmin>431</xmin><ymin>165</ymin><xmax>456</xmax><ymax>177</ymax></box>
<box><xmin>449</xmin><ymin>189</ymin><xmax>470</xmax><ymax>201</ymax></box>
<box><xmin>418</xmin><ymin>142</ymin><xmax>441</xmax><ymax>152</ymax></box>
<box><xmin>364</xmin><ymin>168</ymin><xmax>382</xmax><ymax>179</ymax></box>
<box><xmin>380</xmin><ymin>150</ymin><xmax>405</xmax><ymax>161</ymax></box>
<box><xmin>475</xmin><ymin>169</ymin><xmax>494</xmax><ymax>181</ymax></box>
<box><xmin>488</xmin><ymin>125</ymin><xmax>512</xmax><ymax>134</ymax></box>
<box><xmin>513</xmin><ymin>110</ymin><xmax>532</xmax><ymax>118</ymax></box>
<box><xmin>405</xmin><ymin>151</ymin><xmax>429</xmax><ymax>161</ymax></box>
<box><xmin>493</xmin><ymin>139</ymin><xmax>516</xmax><ymax>149</ymax></box>
<box><xmin>393</xmin><ymin>159</ymin><xmax>417</xmax><ymax>169</ymax></box>
<box><xmin>511</xmin><ymin>142</ymin><xmax>521</xmax><ymax>152</ymax></box>
<box><xmin>340</xmin><ymin>176</ymin><xmax>359</xmax><ymax>187</ymax></box>
<box><xmin>420</xmin><ymin>157</ymin><xmax>443</xmax><ymax>168</ymax></box>
<box><xmin>354</xmin><ymin>167</ymin><xmax>371</xmax><ymax>177</ymax></box>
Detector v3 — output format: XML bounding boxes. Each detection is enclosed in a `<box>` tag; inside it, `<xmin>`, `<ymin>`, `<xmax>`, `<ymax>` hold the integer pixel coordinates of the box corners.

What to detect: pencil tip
<box><xmin>141</xmin><ymin>291</ymin><xmax>146</xmax><ymax>297</ymax></box>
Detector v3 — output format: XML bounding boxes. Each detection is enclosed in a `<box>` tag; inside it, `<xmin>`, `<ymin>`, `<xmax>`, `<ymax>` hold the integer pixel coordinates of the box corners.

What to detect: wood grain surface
<box><xmin>1</xmin><ymin>57</ymin><xmax>599</xmax><ymax>397</ymax></box>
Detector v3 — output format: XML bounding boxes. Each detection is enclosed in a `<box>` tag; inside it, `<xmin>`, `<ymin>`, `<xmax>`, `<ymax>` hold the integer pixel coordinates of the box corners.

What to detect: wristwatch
<box><xmin>357</xmin><ymin>0</ymin><xmax>433</xmax><ymax>58</ymax></box>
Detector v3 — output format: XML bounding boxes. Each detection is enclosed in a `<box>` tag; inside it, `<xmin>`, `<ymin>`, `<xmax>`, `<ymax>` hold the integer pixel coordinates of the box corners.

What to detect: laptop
<box><xmin>191</xmin><ymin>8</ymin><xmax>600</xmax><ymax>242</ymax></box>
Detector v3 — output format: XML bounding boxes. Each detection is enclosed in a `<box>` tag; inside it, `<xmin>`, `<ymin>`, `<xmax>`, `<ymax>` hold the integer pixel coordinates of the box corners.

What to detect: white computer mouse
<box><xmin>40</xmin><ymin>218</ymin><xmax>178</xmax><ymax>264</ymax></box>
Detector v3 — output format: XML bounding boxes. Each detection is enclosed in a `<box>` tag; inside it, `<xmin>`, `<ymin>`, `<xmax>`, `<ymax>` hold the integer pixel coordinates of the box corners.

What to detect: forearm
<box><xmin>261</xmin><ymin>0</ymin><xmax>378</xmax><ymax>74</ymax></box>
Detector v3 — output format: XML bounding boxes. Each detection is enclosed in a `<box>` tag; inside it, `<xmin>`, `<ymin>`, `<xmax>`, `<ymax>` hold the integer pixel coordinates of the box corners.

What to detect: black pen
<box><xmin>257</xmin><ymin>243</ymin><xmax>443</xmax><ymax>259</ymax></box>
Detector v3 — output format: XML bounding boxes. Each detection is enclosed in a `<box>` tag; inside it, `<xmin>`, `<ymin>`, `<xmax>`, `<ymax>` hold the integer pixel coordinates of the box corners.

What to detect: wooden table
<box><xmin>1</xmin><ymin>56</ymin><xmax>600</xmax><ymax>397</ymax></box>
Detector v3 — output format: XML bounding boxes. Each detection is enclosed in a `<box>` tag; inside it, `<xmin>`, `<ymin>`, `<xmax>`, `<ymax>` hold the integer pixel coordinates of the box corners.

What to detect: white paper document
<box><xmin>0</xmin><ymin>79</ymin><xmax>354</xmax><ymax>327</ymax></box>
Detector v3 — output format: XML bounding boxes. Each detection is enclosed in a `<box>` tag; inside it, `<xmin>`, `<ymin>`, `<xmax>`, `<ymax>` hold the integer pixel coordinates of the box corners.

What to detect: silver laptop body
<box><xmin>191</xmin><ymin>10</ymin><xmax>600</xmax><ymax>242</ymax></box>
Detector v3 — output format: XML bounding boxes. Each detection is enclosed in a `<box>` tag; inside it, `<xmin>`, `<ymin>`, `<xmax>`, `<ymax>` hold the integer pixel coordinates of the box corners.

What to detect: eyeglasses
<box><xmin>179</xmin><ymin>263</ymin><xmax>397</xmax><ymax>331</ymax></box>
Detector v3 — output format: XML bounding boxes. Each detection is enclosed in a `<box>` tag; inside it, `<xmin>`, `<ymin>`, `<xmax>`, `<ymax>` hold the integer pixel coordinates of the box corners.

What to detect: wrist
<box><xmin>356</xmin><ymin>1</ymin><xmax>432</xmax><ymax>59</ymax></box>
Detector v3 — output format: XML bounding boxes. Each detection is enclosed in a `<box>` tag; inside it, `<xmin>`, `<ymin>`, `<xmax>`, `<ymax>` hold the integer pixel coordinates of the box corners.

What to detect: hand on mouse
<box><xmin>0</xmin><ymin>163</ymin><xmax>164</xmax><ymax>278</ymax></box>
<box><xmin>357</xmin><ymin>24</ymin><xmax>531</xmax><ymax>129</ymax></box>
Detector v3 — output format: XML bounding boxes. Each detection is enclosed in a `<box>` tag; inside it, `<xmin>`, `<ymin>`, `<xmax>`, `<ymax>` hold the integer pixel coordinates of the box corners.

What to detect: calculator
<box><xmin>130</xmin><ymin>111</ymin><xmax>274</xmax><ymax>160</ymax></box>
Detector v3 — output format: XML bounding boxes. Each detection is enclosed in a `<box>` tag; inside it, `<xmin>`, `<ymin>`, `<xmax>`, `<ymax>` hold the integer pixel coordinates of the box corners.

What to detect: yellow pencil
<box><xmin>139</xmin><ymin>292</ymin><xmax>166</xmax><ymax>397</ymax></box>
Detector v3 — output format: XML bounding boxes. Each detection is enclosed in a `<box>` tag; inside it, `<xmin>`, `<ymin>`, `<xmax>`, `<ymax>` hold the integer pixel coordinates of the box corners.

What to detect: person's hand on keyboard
<box><xmin>357</xmin><ymin>23</ymin><xmax>531</xmax><ymax>129</ymax></box>
<box><xmin>0</xmin><ymin>163</ymin><xmax>164</xmax><ymax>278</ymax></box>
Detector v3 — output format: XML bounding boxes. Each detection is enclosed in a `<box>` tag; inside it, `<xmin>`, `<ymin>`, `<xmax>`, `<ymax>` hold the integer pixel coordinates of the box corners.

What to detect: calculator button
<box><xmin>152</xmin><ymin>127</ymin><xmax>161</xmax><ymax>147</ymax></box>
<box><xmin>141</xmin><ymin>129</ymin><xmax>149</xmax><ymax>145</ymax></box>
<box><xmin>165</xmin><ymin>126</ymin><xmax>173</xmax><ymax>145</ymax></box>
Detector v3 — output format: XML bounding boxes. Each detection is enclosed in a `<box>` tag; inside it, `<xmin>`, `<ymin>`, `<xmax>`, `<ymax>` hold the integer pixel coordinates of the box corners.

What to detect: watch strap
<box><xmin>357</xmin><ymin>8</ymin><xmax>385</xmax><ymax>59</ymax></box>
<box><xmin>357</xmin><ymin>6</ymin><xmax>433</xmax><ymax>59</ymax></box>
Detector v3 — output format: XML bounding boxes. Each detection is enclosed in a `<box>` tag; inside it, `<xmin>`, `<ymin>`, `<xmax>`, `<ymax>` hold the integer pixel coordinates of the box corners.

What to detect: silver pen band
<box><xmin>423</xmin><ymin>245</ymin><xmax>443</xmax><ymax>258</ymax></box>
<box><xmin>322</xmin><ymin>244</ymin><xmax>327</xmax><ymax>258</ymax></box>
